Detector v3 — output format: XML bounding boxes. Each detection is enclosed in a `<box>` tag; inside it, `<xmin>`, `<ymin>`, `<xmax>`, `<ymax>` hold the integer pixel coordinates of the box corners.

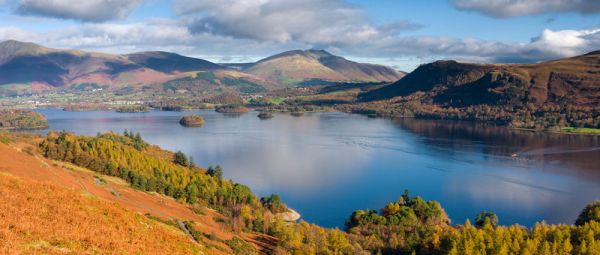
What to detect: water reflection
<box><xmin>35</xmin><ymin>109</ymin><xmax>600</xmax><ymax>228</ymax></box>
<box><xmin>394</xmin><ymin>118</ymin><xmax>600</xmax><ymax>182</ymax></box>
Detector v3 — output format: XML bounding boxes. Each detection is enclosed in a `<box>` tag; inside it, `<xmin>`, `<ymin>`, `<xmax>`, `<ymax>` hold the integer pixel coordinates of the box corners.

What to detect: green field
<box><xmin>268</xmin><ymin>97</ymin><xmax>286</xmax><ymax>105</ymax></box>
<box><xmin>559</xmin><ymin>127</ymin><xmax>600</xmax><ymax>134</ymax></box>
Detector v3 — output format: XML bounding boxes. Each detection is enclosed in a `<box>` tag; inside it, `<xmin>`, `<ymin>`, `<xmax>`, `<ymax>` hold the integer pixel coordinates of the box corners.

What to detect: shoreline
<box><xmin>278</xmin><ymin>208</ymin><xmax>301</xmax><ymax>222</ymax></box>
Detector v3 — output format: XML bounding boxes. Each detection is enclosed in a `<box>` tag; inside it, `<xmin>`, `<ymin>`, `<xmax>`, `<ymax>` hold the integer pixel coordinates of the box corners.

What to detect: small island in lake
<box><xmin>179</xmin><ymin>115</ymin><xmax>205</xmax><ymax>127</ymax></box>
<box><xmin>257</xmin><ymin>112</ymin><xmax>274</xmax><ymax>119</ymax></box>
<box><xmin>215</xmin><ymin>104</ymin><xmax>250</xmax><ymax>114</ymax></box>
<box><xmin>0</xmin><ymin>110</ymin><xmax>48</xmax><ymax>129</ymax></box>
<box><xmin>116</xmin><ymin>105</ymin><xmax>149</xmax><ymax>113</ymax></box>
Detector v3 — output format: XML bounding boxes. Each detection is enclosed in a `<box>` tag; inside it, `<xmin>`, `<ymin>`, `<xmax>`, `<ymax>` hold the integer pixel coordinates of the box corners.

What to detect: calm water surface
<box><xmin>35</xmin><ymin>109</ymin><xmax>600</xmax><ymax>228</ymax></box>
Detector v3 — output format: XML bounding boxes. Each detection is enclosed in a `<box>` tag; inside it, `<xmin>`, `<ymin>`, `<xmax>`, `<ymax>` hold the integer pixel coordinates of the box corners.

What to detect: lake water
<box><xmin>35</xmin><ymin>109</ymin><xmax>600</xmax><ymax>228</ymax></box>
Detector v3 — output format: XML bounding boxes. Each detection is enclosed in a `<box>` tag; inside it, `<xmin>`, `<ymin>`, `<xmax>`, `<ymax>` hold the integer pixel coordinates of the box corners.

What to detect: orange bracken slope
<box><xmin>0</xmin><ymin>140</ymin><xmax>276</xmax><ymax>254</ymax></box>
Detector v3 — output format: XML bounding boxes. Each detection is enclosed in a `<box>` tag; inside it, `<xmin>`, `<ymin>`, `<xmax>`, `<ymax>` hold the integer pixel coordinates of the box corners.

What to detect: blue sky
<box><xmin>351</xmin><ymin>0</ymin><xmax>599</xmax><ymax>41</ymax></box>
<box><xmin>1</xmin><ymin>0</ymin><xmax>600</xmax><ymax>71</ymax></box>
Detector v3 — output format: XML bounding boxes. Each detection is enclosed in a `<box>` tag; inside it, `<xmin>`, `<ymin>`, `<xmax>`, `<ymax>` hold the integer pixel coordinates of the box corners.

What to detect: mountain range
<box><xmin>0</xmin><ymin>40</ymin><xmax>404</xmax><ymax>96</ymax></box>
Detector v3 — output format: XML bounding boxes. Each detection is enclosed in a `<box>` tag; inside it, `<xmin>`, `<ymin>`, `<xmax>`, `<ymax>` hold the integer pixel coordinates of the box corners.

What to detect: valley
<box><xmin>1</xmin><ymin>40</ymin><xmax>598</xmax><ymax>134</ymax></box>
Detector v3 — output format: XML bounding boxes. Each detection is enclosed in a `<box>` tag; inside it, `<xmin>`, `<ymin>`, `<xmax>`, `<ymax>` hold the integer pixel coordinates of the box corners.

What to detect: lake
<box><xmin>35</xmin><ymin>109</ymin><xmax>600</xmax><ymax>228</ymax></box>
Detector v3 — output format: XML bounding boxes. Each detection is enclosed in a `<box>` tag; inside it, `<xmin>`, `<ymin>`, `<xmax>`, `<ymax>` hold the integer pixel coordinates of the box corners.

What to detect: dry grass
<box><xmin>0</xmin><ymin>173</ymin><xmax>202</xmax><ymax>255</ymax></box>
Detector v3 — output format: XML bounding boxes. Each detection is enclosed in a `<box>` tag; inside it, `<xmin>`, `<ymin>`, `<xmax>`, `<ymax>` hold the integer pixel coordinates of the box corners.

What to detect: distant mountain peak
<box><xmin>248</xmin><ymin>49</ymin><xmax>404</xmax><ymax>85</ymax></box>
<box><xmin>0</xmin><ymin>40</ymin><xmax>48</xmax><ymax>52</ymax></box>
<box><xmin>305</xmin><ymin>49</ymin><xmax>334</xmax><ymax>58</ymax></box>
<box><xmin>126</xmin><ymin>51</ymin><xmax>222</xmax><ymax>73</ymax></box>
<box><xmin>0</xmin><ymin>40</ymin><xmax>50</xmax><ymax>64</ymax></box>
<box><xmin>128</xmin><ymin>51</ymin><xmax>182</xmax><ymax>58</ymax></box>
<box><xmin>0</xmin><ymin>39</ymin><xmax>38</xmax><ymax>47</ymax></box>
<box><xmin>583</xmin><ymin>50</ymin><xmax>600</xmax><ymax>56</ymax></box>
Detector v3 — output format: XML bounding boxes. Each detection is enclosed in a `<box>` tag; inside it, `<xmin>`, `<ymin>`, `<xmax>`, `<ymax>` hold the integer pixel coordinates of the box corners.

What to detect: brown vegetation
<box><xmin>0</xmin><ymin>173</ymin><xmax>202</xmax><ymax>254</ymax></box>
<box><xmin>215</xmin><ymin>104</ymin><xmax>251</xmax><ymax>114</ymax></box>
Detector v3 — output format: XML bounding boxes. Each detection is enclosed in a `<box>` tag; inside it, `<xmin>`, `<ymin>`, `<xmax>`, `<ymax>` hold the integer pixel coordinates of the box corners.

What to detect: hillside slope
<box><xmin>357</xmin><ymin>51</ymin><xmax>600</xmax><ymax>129</ymax></box>
<box><xmin>0</xmin><ymin>40</ymin><xmax>171</xmax><ymax>93</ymax></box>
<box><xmin>0</xmin><ymin>136</ymin><xmax>275</xmax><ymax>254</ymax></box>
<box><xmin>246</xmin><ymin>49</ymin><xmax>404</xmax><ymax>85</ymax></box>
<box><xmin>126</xmin><ymin>51</ymin><xmax>222</xmax><ymax>73</ymax></box>
<box><xmin>363</xmin><ymin>51</ymin><xmax>600</xmax><ymax>107</ymax></box>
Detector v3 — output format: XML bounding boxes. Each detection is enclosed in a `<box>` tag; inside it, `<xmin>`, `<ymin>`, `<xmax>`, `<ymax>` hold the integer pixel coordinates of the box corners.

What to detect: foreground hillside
<box><xmin>0</xmin><ymin>133</ymin><xmax>275</xmax><ymax>254</ymax></box>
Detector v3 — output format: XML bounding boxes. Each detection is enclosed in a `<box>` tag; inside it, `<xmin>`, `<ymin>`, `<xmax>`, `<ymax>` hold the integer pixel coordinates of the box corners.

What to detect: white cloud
<box><xmin>16</xmin><ymin>0</ymin><xmax>144</xmax><ymax>22</ymax></box>
<box><xmin>528</xmin><ymin>28</ymin><xmax>600</xmax><ymax>56</ymax></box>
<box><xmin>173</xmin><ymin>0</ymin><xmax>419</xmax><ymax>45</ymax></box>
<box><xmin>453</xmin><ymin>0</ymin><xmax>600</xmax><ymax>18</ymax></box>
<box><xmin>0</xmin><ymin>26</ymin><xmax>35</xmax><ymax>41</ymax></box>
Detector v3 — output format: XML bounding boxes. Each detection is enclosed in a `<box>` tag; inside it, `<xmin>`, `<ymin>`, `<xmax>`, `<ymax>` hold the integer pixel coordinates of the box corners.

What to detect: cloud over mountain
<box><xmin>351</xmin><ymin>27</ymin><xmax>600</xmax><ymax>63</ymax></box>
<box><xmin>16</xmin><ymin>0</ymin><xmax>144</xmax><ymax>22</ymax></box>
<box><xmin>453</xmin><ymin>0</ymin><xmax>600</xmax><ymax>18</ymax></box>
<box><xmin>174</xmin><ymin>0</ymin><xmax>420</xmax><ymax>45</ymax></box>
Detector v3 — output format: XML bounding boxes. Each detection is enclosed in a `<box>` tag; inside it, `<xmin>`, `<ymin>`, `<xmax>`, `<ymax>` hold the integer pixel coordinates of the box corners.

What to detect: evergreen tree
<box><xmin>475</xmin><ymin>211</ymin><xmax>499</xmax><ymax>228</ymax></box>
<box><xmin>173</xmin><ymin>150</ymin><xmax>190</xmax><ymax>167</ymax></box>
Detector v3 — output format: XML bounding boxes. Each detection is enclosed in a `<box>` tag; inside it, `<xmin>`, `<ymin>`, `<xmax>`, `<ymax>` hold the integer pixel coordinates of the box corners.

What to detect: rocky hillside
<box><xmin>363</xmin><ymin>51</ymin><xmax>600</xmax><ymax>108</ymax></box>
<box><xmin>245</xmin><ymin>49</ymin><xmax>405</xmax><ymax>86</ymax></box>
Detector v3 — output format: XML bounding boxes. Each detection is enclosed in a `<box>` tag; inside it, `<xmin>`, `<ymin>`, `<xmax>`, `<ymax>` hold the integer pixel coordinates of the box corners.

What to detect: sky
<box><xmin>0</xmin><ymin>0</ymin><xmax>599</xmax><ymax>71</ymax></box>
